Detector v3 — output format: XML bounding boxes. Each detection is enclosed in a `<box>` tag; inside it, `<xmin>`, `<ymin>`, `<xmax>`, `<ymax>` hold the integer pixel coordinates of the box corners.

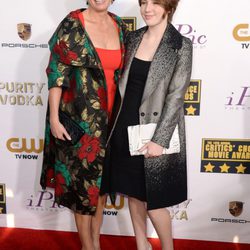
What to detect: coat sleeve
<box><xmin>46</xmin><ymin>15</ymin><xmax>79</xmax><ymax>90</ymax></box>
<box><xmin>151</xmin><ymin>37</ymin><xmax>193</xmax><ymax>148</ymax></box>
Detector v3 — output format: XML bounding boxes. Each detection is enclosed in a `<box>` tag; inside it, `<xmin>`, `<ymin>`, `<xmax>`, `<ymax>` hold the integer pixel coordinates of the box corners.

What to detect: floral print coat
<box><xmin>40</xmin><ymin>9</ymin><xmax>127</xmax><ymax>215</ymax></box>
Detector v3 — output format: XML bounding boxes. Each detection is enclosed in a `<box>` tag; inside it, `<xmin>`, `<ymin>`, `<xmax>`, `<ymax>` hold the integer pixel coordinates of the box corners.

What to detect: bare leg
<box><xmin>128</xmin><ymin>197</ymin><xmax>151</xmax><ymax>250</ymax></box>
<box><xmin>147</xmin><ymin>208</ymin><xmax>174</xmax><ymax>250</ymax></box>
<box><xmin>74</xmin><ymin>213</ymin><xmax>94</xmax><ymax>250</ymax></box>
<box><xmin>91</xmin><ymin>195</ymin><xmax>107</xmax><ymax>250</ymax></box>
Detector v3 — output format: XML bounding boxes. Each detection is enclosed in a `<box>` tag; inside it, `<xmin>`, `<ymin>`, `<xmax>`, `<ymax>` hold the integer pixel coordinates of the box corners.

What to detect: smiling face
<box><xmin>87</xmin><ymin>0</ymin><xmax>112</xmax><ymax>12</ymax></box>
<box><xmin>140</xmin><ymin>0</ymin><xmax>168</xmax><ymax>27</ymax></box>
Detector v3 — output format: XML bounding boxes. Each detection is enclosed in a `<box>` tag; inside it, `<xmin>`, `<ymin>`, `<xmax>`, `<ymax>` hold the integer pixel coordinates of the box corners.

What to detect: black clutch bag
<box><xmin>58</xmin><ymin>109</ymin><xmax>85</xmax><ymax>145</ymax></box>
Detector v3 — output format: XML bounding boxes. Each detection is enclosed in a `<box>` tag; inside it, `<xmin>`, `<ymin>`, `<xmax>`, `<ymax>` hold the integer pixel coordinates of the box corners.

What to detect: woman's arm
<box><xmin>49</xmin><ymin>87</ymin><xmax>71</xmax><ymax>141</ymax></box>
<box><xmin>46</xmin><ymin>20</ymin><xmax>75</xmax><ymax>141</ymax></box>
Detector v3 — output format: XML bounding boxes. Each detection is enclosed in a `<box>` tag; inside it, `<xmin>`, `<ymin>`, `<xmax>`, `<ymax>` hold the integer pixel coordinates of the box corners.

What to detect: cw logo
<box><xmin>7</xmin><ymin>138</ymin><xmax>44</xmax><ymax>153</ymax></box>
<box><xmin>105</xmin><ymin>196</ymin><xmax>125</xmax><ymax>210</ymax></box>
<box><xmin>233</xmin><ymin>24</ymin><xmax>250</xmax><ymax>42</ymax></box>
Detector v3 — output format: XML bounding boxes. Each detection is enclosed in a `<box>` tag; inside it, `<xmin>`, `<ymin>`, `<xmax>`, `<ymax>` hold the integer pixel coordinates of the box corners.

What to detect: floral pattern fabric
<box><xmin>40</xmin><ymin>9</ymin><xmax>127</xmax><ymax>215</ymax></box>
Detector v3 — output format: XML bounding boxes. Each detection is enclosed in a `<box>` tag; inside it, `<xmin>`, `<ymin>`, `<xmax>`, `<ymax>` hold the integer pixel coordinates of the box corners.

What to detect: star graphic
<box><xmin>235</xmin><ymin>164</ymin><xmax>247</xmax><ymax>174</ymax></box>
<box><xmin>220</xmin><ymin>163</ymin><xmax>230</xmax><ymax>173</ymax></box>
<box><xmin>186</xmin><ymin>105</ymin><xmax>197</xmax><ymax>115</ymax></box>
<box><xmin>204</xmin><ymin>162</ymin><xmax>215</xmax><ymax>172</ymax></box>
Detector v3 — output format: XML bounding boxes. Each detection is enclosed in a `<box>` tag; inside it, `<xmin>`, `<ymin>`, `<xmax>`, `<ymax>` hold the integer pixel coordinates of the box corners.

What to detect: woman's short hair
<box><xmin>138</xmin><ymin>0</ymin><xmax>179</xmax><ymax>22</ymax></box>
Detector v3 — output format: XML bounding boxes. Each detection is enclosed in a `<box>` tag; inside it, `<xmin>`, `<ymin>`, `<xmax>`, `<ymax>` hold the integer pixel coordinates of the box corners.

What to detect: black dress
<box><xmin>109</xmin><ymin>57</ymin><xmax>151</xmax><ymax>201</ymax></box>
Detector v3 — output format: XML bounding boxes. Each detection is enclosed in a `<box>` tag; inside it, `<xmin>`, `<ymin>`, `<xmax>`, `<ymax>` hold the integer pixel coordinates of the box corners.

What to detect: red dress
<box><xmin>96</xmin><ymin>48</ymin><xmax>121</xmax><ymax>116</ymax></box>
<box><xmin>78</xmin><ymin>13</ymin><xmax>122</xmax><ymax>117</ymax></box>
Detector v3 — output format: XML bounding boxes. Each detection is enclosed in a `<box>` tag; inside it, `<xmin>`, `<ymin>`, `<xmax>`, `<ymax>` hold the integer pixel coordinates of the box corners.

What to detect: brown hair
<box><xmin>138</xmin><ymin>0</ymin><xmax>179</xmax><ymax>22</ymax></box>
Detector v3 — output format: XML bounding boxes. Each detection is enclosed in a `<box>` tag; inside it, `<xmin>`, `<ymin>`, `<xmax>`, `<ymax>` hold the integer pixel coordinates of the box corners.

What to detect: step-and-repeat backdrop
<box><xmin>0</xmin><ymin>0</ymin><xmax>250</xmax><ymax>244</ymax></box>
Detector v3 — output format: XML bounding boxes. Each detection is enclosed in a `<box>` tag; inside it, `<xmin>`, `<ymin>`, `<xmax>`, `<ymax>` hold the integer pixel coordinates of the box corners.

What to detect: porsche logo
<box><xmin>17</xmin><ymin>23</ymin><xmax>31</xmax><ymax>41</ymax></box>
<box><xmin>229</xmin><ymin>201</ymin><xmax>243</xmax><ymax>217</ymax></box>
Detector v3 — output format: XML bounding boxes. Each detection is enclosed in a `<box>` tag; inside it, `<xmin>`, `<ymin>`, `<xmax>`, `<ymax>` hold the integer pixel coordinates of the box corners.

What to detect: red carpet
<box><xmin>0</xmin><ymin>227</ymin><xmax>249</xmax><ymax>250</ymax></box>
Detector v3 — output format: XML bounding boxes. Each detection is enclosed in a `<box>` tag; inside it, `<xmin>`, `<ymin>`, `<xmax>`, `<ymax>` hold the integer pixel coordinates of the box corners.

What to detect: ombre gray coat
<box><xmin>108</xmin><ymin>24</ymin><xmax>193</xmax><ymax>210</ymax></box>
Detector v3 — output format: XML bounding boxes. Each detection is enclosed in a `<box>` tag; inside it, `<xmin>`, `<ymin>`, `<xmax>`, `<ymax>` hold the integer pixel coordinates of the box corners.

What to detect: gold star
<box><xmin>186</xmin><ymin>105</ymin><xmax>197</xmax><ymax>115</ymax></box>
<box><xmin>235</xmin><ymin>164</ymin><xmax>247</xmax><ymax>174</ymax></box>
<box><xmin>204</xmin><ymin>162</ymin><xmax>215</xmax><ymax>172</ymax></box>
<box><xmin>220</xmin><ymin>163</ymin><xmax>230</xmax><ymax>173</ymax></box>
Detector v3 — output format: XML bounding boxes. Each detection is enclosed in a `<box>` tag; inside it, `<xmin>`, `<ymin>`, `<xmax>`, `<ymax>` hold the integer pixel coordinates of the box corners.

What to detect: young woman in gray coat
<box><xmin>101</xmin><ymin>0</ymin><xmax>192</xmax><ymax>249</ymax></box>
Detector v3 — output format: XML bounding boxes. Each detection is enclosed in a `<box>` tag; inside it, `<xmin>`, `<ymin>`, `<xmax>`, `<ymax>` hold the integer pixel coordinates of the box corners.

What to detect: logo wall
<box><xmin>17</xmin><ymin>23</ymin><xmax>31</xmax><ymax>41</ymax></box>
<box><xmin>201</xmin><ymin>139</ymin><xmax>250</xmax><ymax>174</ymax></box>
<box><xmin>229</xmin><ymin>201</ymin><xmax>243</xmax><ymax>217</ymax></box>
<box><xmin>0</xmin><ymin>184</ymin><xmax>7</xmax><ymax>214</ymax></box>
<box><xmin>26</xmin><ymin>190</ymin><xmax>65</xmax><ymax>212</ymax></box>
<box><xmin>211</xmin><ymin>201</ymin><xmax>250</xmax><ymax>224</ymax></box>
<box><xmin>233</xmin><ymin>24</ymin><xmax>250</xmax><ymax>49</ymax></box>
<box><xmin>169</xmin><ymin>199</ymin><xmax>192</xmax><ymax>221</ymax></box>
<box><xmin>175</xmin><ymin>24</ymin><xmax>207</xmax><ymax>49</ymax></box>
<box><xmin>103</xmin><ymin>196</ymin><xmax>125</xmax><ymax>216</ymax></box>
<box><xmin>1</xmin><ymin>23</ymin><xmax>48</xmax><ymax>49</ymax></box>
<box><xmin>225</xmin><ymin>86</ymin><xmax>250</xmax><ymax>111</ymax></box>
<box><xmin>184</xmin><ymin>80</ymin><xmax>201</xmax><ymax>116</ymax></box>
<box><xmin>0</xmin><ymin>82</ymin><xmax>46</xmax><ymax>106</ymax></box>
<box><xmin>7</xmin><ymin>138</ymin><xmax>44</xmax><ymax>160</ymax></box>
<box><xmin>121</xmin><ymin>17</ymin><xmax>137</xmax><ymax>31</ymax></box>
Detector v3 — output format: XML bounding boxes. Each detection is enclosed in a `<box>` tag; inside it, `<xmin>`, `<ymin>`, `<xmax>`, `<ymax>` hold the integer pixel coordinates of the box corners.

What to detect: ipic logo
<box><xmin>233</xmin><ymin>24</ymin><xmax>250</xmax><ymax>49</ymax></box>
<box><xmin>225</xmin><ymin>86</ymin><xmax>250</xmax><ymax>111</ymax></box>
<box><xmin>175</xmin><ymin>24</ymin><xmax>207</xmax><ymax>48</ymax></box>
<box><xmin>26</xmin><ymin>190</ymin><xmax>65</xmax><ymax>212</ymax></box>
<box><xmin>7</xmin><ymin>138</ymin><xmax>44</xmax><ymax>160</ymax></box>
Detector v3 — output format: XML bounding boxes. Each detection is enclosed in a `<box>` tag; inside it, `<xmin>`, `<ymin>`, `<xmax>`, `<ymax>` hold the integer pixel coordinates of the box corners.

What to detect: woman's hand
<box><xmin>48</xmin><ymin>87</ymin><xmax>71</xmax><ymax>141</ymax></box>
<box><xmin>139</xmin><ymin>141</ymin><xmax>163</xmax><ymax>158</ymax></box>
<box><xmin>50</xmin><ymin>118</ymin><xmax>71</xmax><ymax>141</ymax></box>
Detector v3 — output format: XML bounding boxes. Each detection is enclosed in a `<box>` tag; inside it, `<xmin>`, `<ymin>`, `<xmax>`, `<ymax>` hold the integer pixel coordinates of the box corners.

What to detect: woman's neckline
<box><xmin>78</xmin><ymin>10</ymin><xmax>120</xmax><ymax>51</ymax></box>
<box><xmin>134</xmin><ymin>57</ymin><xmax>152</xmax><ymax>63</ymax></box>
<box><xmin>95</xmin><ymin>47</ymin><xmax>121</xmax><ymax>51</ymax></box>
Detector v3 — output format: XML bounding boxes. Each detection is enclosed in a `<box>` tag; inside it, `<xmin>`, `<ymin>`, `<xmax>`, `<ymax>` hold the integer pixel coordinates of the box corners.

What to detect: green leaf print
<box><xmin>55</xmin><ymin>160</ymin><xmax>71</xmax><ymax>186</ymax></box>
<box><xmin>75</xmin><ymin>68</ymin><xmax>83</xmax><ymax>92</ymax></box>
<box><xmin>45</xmin><ymin>122</ymin><xmax>51</xmax><ymax>145</ymax></box>
<box><xmin>96</xmin><ymin>176</ymin><xmax>102</xmax><ymax>189</ymax></box>
<box><xmin>79</xmin><ymin>121</ymin><xmax>91</xmax><ymax>135</ymax></box>
<box><xmin>49</xmin><ymin>34</ymin><xmax>58</xmax><ymax>50</ymax></box>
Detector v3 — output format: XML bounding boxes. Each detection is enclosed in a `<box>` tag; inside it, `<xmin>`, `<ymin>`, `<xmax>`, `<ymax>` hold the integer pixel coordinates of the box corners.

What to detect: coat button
<box><xmin>141</xmin><ymin>112</ymin><xmax>145</xmax><ymax>117</ymax></box>
<box><xmin>50</xmin><ymin>178</ymin><xmax>55</xmax><ymax>184</ymax></box>
<box><xmin>153</xmin><ymin>112</ymin><xmax>158</xmax><ymax>116</ymax></box>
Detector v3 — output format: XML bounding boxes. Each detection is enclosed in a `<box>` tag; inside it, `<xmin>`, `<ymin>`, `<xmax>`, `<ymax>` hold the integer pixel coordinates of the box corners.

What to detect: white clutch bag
<box><xmin>127</xmin><ymin>123</ymin><xmax>180</xmax><ymax>156</ymax></box>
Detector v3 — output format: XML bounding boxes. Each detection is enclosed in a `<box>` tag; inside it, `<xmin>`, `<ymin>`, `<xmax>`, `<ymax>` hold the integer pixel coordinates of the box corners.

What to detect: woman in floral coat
<box><xmin>40</xmin><ymin>1</ymin><xmax>127</xmax><ymax>249</ymax></box>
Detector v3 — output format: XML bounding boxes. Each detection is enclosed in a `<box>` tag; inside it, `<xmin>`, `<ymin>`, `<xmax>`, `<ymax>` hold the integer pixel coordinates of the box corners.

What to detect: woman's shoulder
<box><xmin>130</xmin><ymin>26</ymin><xmax>147</xmax><ymax>37</ymax></box>
<box><xmin>55</xmin><ymin>9</ymin><xmax>83</xmax><ymax>35</ymax></box>
<box><xmin>167</xmin><ymin>23</ymin><xmax>192</xmax><ymax>50</ymax></box>
<box><xmin>126</xmin><ymin>26</ymin><xmax>147</xmax><ymax>43</ymax></box>
<box><xmin>108</xmin><ymin>12</ymin><xmax>129</xmax><ymax>37</ymax></box>
<box><xmin>48</xmin><ymin>9</ymin><xmax>84</xmax><ymax>48</ymax></box>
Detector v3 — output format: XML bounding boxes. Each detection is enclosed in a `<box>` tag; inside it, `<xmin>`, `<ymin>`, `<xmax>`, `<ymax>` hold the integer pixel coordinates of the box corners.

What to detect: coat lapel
<box><xmin>141</xmin><ymin>23</ymin><xmax>182</xmax><ymax>104</ymax></box>
<box><xmin>118</xmin><ymin>27</ymin><xmax>147</xmax><ymax>98</ymax></box>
